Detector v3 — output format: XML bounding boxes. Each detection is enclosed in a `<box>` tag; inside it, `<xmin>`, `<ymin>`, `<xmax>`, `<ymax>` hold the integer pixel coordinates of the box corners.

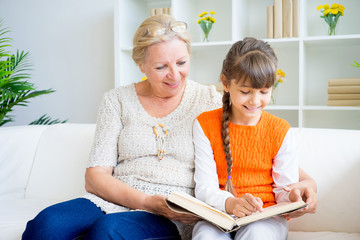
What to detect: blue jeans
<box><xmin>22</xmin><ymin>198</ymin><xmax>181</xmax><ymax>240</ymax></box>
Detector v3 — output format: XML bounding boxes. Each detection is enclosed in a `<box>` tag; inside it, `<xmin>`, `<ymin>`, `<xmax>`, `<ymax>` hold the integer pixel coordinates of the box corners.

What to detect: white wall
<box><xmin>0</xmin><ymin>0</ymin><xmax>115</xmax><ymax>125</ymax></box>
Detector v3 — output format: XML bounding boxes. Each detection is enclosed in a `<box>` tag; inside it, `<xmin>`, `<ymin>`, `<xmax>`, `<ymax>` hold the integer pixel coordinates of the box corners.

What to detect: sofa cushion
<box><xmin>288</xmin><ymin>231</ymin><xmax>360</xmax><ymax>240</ymax></box>
<box><xmin>0</xmin><ymin>199</ymin><xmax>56</xmax><ymax>240</ymax></box>
<box><xmin>25</xmin><ymin>124</ymin><xmax>96</xmax><ymax>202</ymax></box>
<box><xmin>0</xmin><ymin>125</ymin><xmax>48</xmax><ymax>200</ymax></box>
<box><xmin>288</xmin><ymin>128</ymin><xmax>360</xmax><ymax>233</ymax></box>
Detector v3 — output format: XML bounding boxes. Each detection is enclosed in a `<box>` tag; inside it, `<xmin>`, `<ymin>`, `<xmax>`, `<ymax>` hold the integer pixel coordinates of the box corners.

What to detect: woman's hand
<box><xmin>225</xmin><ymin>193</ymin><xmax>263</xmax><ymax>218</ymax></box>
<box><xmin>143</xmin><ymin>195</ymin><xmax>200</xmax><ymax>224</ymax></box>
<box><xmin>282</xmin><ymin>181</ymin><xmax>317</xmax><ymax>218</ymax></box>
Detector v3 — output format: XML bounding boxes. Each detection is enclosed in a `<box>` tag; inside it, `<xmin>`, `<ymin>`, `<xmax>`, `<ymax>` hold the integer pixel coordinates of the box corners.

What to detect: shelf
<box><xmin>266</xmin><ymin>106</ymin><xmax>299</xmax><ymax>110</ymax></box>
<box><xmin>303</xmin><ymin>34</ymin><xmax>360</xmax><ymax>47</ymax></box>
<box><xmin>302</xmin><ymin>106</ymin><xmax>360</xmax><ymax>111</ymax></box>
<box><xmin>115</xmin><ymin>0</ymin><xmax>360</xmax><ymax>129</ymax></box>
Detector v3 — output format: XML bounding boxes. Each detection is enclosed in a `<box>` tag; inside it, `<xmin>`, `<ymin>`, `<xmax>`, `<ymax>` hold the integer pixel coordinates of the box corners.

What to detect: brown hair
<box><xmin>132</xmin><ymin>15</ymin><xmax>191</xmax><ymax>66</ymax></box>
<box><xmin>221</xmin><ymin>37</ymin><xmax>278</xmax><ymax>194</ymax></box>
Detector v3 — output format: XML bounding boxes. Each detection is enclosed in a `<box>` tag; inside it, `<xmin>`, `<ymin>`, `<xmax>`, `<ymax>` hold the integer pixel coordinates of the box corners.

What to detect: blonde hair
<box><xmin>221</xmin><ymin>37</ymin><xmax>278</xmax><ymax>195</ymax></box>
<box><xmin>132</xmin><ymin>15</ymin><xmax>191</xmax><ymax>66</ymax></box>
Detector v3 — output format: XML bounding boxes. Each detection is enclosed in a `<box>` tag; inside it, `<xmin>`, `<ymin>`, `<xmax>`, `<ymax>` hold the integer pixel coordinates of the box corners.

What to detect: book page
<box><xmin>234</xmin><ymin>201</ymin><xmax>307</xmax><ymax>227</ymax></box>
<box><xmin>167</xmin><ymin>192</ymin><xmax>236</xmax><ymax>230</ymax></box>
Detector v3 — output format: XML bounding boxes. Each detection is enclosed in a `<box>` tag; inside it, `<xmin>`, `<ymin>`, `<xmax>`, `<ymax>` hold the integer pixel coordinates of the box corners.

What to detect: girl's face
<box><xmin>223</xmin><ymin>77</ymin><xmax>272</xmax><ymax>126</ymax></box>
<box><xmin>139</xmin><ymin>37</ymin><xmax>190</xmax><ymax>98</ymax></box>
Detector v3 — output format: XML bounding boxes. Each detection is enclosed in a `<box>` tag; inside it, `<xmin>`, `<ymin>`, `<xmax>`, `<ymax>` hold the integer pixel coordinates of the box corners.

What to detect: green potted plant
<box><xmin>353</xmin><ymin>60</ymin><xmax>360</xmax><ymax>69</ymax></box>
<box><xmin>0</xmin><ymin>18</ymin><xmax>66</xmax><ymax>126</ymax></box>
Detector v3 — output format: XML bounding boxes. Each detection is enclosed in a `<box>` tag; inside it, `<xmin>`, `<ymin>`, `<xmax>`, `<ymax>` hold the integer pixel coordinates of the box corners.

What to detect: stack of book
<box><xmin>327</xmin><ymin>78</ymin><xmax>360</xmax><ymax>106</ymax></box>
<box><xmin>150</xmin><ymin>8</ymin><xmax>171</xmax><ymax>16</ymax></box>
<box><xmin>267</xmin><ymin>0</ymin><xmax>299</xmax><ymax>39</ymax></box>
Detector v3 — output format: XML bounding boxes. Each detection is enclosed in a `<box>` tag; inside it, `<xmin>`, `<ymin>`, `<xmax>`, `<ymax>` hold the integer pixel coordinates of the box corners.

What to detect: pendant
<box><xmin>153</xmin><ymin>123</ymin><xmax>168</xmax><ymax>160</ymax></box>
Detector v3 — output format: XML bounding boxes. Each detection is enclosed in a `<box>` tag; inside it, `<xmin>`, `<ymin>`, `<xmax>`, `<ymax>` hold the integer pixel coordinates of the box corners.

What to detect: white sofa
<box><xmin>0</xmin><ymin>123</ymin><xmax>359</xmax><ymax>240</ymax></box>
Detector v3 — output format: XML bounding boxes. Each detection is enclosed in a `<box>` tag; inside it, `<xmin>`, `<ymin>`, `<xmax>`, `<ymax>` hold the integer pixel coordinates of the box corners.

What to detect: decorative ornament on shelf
<box><xmin>316</xmin><ymin>3</ymin><xmax>345</xmax><ymax>36</ymax></box>
<box><xmin>271</xmin><ymin>69</ymin><xmax>286</xmax><ymax>104</ymax></box>
<box><xmin>197</xmin><ymin>11</ymin><xmax>216</xmax><ymax>42</ymax></box>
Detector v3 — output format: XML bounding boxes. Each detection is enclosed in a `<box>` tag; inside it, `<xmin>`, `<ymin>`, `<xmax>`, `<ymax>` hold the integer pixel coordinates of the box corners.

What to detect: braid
<box><xmin>221</xmin><ymin>91</ymin><xmax>235</xmax><ymax>195</ymax></box>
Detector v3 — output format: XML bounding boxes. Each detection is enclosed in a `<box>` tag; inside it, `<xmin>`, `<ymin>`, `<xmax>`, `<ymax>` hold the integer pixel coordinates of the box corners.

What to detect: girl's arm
<box><xmin>272</xmin><ymin>128</ymin><xmax>299</xmax><ymax>203</ymax></box>
<box><xmin>193</xmin><ymin>119</ymin><xmax>233</xmax><ymax>212</ymax></box>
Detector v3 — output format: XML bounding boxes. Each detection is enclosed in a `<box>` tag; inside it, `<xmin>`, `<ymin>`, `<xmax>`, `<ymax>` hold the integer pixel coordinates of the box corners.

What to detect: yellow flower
<box><xmin>324</xmin><ymin>4</ymin><xmax>330</xmax><ymax>9</ymax></box>
<box><xmin>197</xmin><ymin>11</ymin><xmax>216</xmax><ymax>25</ymax></box>
<box><xmin>316</xmin><ymin>5</ymin><xmax>323</xmax><ymax>11</ymax></box>
<box><xmin>198</xmin><ymin>12</ymin><xmax>208</xmax><ymax>17</ymax></box>
<box><xmin>331</xmin><ymin>3</ymin><xmax>339</xmax><ymax>9</ymax></box>
<box><xmin>331</xmin><ymin>9</ymin><xmax>338</xmax><ymax>14</ymax></box>
<box><xmin>141</xmin><ymin>76</ymin><xmax>147</xmax><ymax>81</ymax></box>
<box><xmin>197</xmin><ymin>17</ymin><xmax>207</xmax><ymax>24</ymax></box>
<box><xmin>277</xmin><ymin>69</ymin><xmax>286</xmax><ymax>77</ymax></box>
<box><xmin>274</xmin><ymin>69</ymin><xmax>286</xmax><ymax>89</ymax></box>
<box><xmin>324</xmin><ymin>9</ymin><xmax>331</xmax><ymax>16</ymax></box>
<box><xmin>206</xmin><ymin>17</ymin><xmax>216</xmax><ymax>23</ymax></box>
<box><xmin>338</xmin><ymin>5</ymin><xmax>345</xmax><ymax>10</ymax></box>
<box><xmin>339</xmin><ymin>9</ymin><xmax>344</xmax><ymax>16</ymax></box>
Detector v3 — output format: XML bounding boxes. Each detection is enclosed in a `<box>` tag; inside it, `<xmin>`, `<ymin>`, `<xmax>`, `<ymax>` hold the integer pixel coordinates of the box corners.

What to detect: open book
<box><xmin>166</xmin><ymin>191</ymin><xmax>307</xmax><ymax>233</ymax></box>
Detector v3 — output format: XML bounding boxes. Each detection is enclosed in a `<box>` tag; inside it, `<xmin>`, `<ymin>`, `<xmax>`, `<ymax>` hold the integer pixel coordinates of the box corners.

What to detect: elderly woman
<box><xmin>22</xmin><ymin>14</ymin><xmax>316</xmax><ymax>240</ymax></box>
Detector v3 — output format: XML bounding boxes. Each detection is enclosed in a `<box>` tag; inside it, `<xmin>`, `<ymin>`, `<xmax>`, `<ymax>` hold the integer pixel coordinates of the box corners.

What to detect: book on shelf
<box><xmin>292</xmin><ymin>0</ymin><xmax>299</xmax><ymax>37</ymax></box>
<box><xmin>282</xmin><ymin>0</ymin><xmax>292</xmax><ymax>38</ymax></box>
<box><xmin>274</xmin><ymin>0</ymin><xmax>283</xmax><ymax>38</ymax></box>
<box><xmin>150</xmin><ymin>8</ymin><xmax>171</xmax><ymax>16</ymax></box>
<box><xmin>327</xmin><ymin>99</ymin><xmax>360</xmax><ymax>106</ymax></box>
<box><xmin>328</xmin><ymin>78</ymin><xmax>360</xmax><ymax>86</ymax></box>
<box><xmin>267</xmin><ymin>5</ymin><xmax>274</xmax><ymax>39</ymax></box>
<box><xmin>267</xmin><ymin>0</ymin><xmax>298</xmax><ymax>39</ymax></box>
<box><xmin>166</xmin><ymin>191</ymin><xmax>307</xmax><ymax>233</ymax></box>
<box><xmin>328</xmin><ymin>93</ymin><xmax>360</xmax><ymax>100</ymax></box>
<box><xmin>328</xmin><ymin>86</ymin><xmax>360</xmax><ymax>94</ymax></box>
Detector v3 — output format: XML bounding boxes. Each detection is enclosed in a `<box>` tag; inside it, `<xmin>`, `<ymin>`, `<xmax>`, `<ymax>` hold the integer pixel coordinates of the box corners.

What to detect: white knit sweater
<box><xmin>83</xmin><ymin>80</ymin><xmax>221</xmax><ymax>215</ymax></box>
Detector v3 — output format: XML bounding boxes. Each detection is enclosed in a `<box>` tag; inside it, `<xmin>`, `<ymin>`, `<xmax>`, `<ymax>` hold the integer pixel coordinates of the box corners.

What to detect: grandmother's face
<box><xmin>139</xmin><ymin>37</ymin><xmax>190</xmax><ymax>98</ymax></box>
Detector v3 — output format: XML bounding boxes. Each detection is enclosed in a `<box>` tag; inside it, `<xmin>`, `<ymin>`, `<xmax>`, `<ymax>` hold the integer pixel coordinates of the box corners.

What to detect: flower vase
<box><xmin>270</xmin><ymin>88</ymin><xmax>279</xmax><ymax>105</ymax></box>
<box><xmin>325</xmin><ymin>15</ymin><xmax>340</xmax><ymax>36</ymax></box>
<box><xmin>199</xmin><ymin>21</ymin><xmax>213</xmax><ymax>42</ymax></box>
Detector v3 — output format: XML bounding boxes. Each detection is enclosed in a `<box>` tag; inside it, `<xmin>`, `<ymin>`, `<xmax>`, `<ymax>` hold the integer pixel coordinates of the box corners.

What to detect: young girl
<box><xmin>192</xmin><ymin>37</ymin><xmax>299</xmax><ymax>240</ymax></box>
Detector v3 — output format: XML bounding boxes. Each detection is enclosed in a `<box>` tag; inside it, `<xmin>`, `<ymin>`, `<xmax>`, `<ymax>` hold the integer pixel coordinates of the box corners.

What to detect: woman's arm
<box><xmin>283</xmin><ymin>168</ymin><xmax>318</xmax><ymax>218</ymax></box>
<box><xmin>86</xmin><ymin>91</ymin><xmax>198</xmax><ymax>223</ymax></box>
<box><xmin>85</xmin><ymin>166</ymin><xmax>199</xmax><ymax>224</ymax></box>
<box><xmin>85</xmin><ymin>166</ymin><xmax>148</xmax><ymax>210</ymax></box>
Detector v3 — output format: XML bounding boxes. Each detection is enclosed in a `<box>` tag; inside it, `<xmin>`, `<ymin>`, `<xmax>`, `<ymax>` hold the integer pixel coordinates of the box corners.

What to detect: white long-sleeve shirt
<box><xmin>193</xmin><ymin>119</ymin><xmax>299</xmax><ymax>212</ymax></box>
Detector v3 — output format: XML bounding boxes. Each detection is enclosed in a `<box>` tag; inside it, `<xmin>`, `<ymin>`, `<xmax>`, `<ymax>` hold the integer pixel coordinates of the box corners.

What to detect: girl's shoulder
<box><xmin>197</xmin><ymin>107</ymin><xmax>222</xmax><ymax>119</ymax></box>
<box><xmin>262</xmin><ymin>111</ymin><xmax>291</xmax><ymax>131</ymax></box>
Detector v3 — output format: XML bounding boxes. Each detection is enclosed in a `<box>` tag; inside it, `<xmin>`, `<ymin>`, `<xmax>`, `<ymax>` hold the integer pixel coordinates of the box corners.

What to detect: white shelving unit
<box><xmin>114</xmin><ymin>0</ymin><xmax>360</xmax><ymax>129</ymax></box>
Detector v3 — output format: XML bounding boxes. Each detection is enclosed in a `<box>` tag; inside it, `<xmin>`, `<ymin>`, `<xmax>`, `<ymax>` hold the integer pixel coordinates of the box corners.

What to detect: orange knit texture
<box><xmin>197</xmin><ymin>108</ymin><xmax>290</xmax><ymax>207</ymax></box>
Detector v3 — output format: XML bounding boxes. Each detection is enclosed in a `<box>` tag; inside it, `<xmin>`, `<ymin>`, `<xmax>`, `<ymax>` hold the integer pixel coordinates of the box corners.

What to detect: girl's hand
<box><xmin>225</xmin><ymin>193</ymin><xmax>264</xmax><ymax>218</ymax></box>
<box><xmin>143</xmin><ymin>195</ymin><xmax>200</xmax><ymax>224</ymax></box>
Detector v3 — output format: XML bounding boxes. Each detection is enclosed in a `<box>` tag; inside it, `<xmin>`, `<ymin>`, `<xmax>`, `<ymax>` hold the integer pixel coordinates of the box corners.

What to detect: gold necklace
<box><xmin>153</xmin><ymin>123</ymin><xmax>168</xmax><ymax>160</ymax></box>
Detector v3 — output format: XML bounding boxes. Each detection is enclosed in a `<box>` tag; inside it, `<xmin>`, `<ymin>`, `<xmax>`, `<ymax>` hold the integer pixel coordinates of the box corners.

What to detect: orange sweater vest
<box><xmin>197</xmin><ymin>108</ymin><xmax>290</xmax><ymax>207</ymax></box>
